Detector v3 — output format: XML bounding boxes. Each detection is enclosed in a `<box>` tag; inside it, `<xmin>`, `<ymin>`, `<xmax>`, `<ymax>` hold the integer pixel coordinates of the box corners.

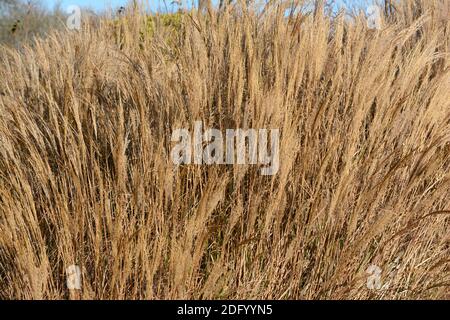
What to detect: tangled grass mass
<box><xmin>0</xmin><ymin>0</ymin><xmax>449</xmax><ymax>299</ymax></box>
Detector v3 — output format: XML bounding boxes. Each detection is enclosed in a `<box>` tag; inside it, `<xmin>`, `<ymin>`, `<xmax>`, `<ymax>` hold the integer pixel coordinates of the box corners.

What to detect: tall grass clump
<box><xmin>0</xmin><ymin>0</ymin><xmax>449</xmax><ymax>299</ymax></box>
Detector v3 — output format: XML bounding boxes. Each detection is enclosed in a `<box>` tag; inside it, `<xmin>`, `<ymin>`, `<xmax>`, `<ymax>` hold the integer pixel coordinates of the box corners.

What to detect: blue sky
<box><xmin>42</xmin><ymin>0</ymin><xmax>371</xmax><ymax>13</ymax></box>
<box><xmin>44</xmin><ymin>0</ymin><xmax>125</xmax><ymax>11</ymax></box>
<box><xmin>42</xmin><ymin>0</ymin><xmax>198</xmax><ymax>12</ymax></box>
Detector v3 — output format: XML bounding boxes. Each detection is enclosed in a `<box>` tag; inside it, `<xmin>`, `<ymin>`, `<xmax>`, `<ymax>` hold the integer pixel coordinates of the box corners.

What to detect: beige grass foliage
<box><xmin>0</xmin><ymin>0</ymin><xmax>449</xmax><ymax>299</ymax></box>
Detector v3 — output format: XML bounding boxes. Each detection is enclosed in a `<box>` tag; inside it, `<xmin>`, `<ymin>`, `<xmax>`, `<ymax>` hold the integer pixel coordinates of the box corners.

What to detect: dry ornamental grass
<box><xmin>0</xmin><ymin>0</ymin><xmax>449</xmax><ymax>299</ymax></box>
